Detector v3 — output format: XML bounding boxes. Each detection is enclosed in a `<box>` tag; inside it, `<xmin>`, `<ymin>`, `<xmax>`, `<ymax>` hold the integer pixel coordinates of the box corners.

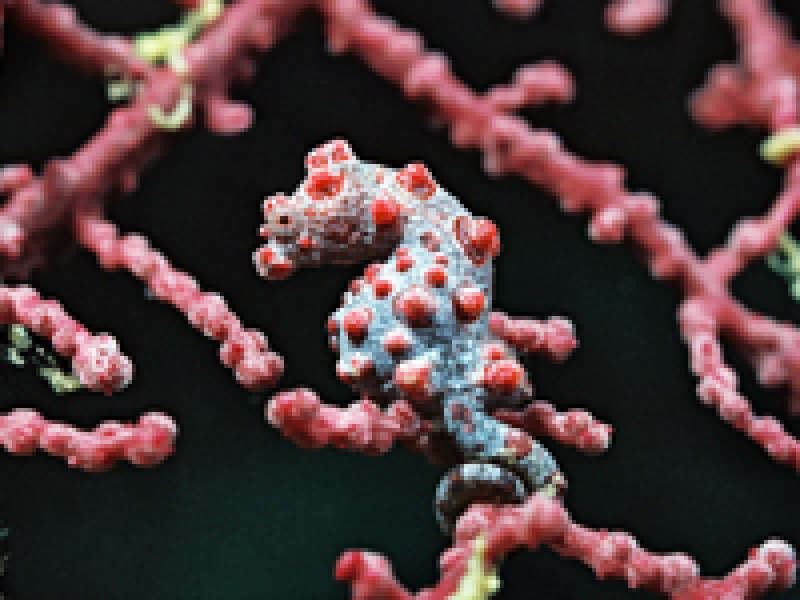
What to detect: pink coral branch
<box><xmin>266</xmin><ymin>388</ymin><xmax>422</xmax><ymax>455</ymax></box>
<box><xmin>0</xmin><ymin>283</ymin><xmax>178</xmax><ymax>471</ymax></box>
<box><xmin>494</xmin><ymin>400</ymin><xmax>612</xmax><ymax>454</ymax></box>
<box><xmin>488</xmin><ymin>311</ymin><xmax>577</xmax><ymax>361</ymax></box>
<box><xmin>491</xmin><ymin>0</ymin><xmax>670</xmax><ymax>35</ymax></box>
<box><xmin>680</xmin><ymin>297</ymin><xmax>800</xmax><ymax>466</ymax></box>
<box><xmin>8</xmin><ymin>0</ymin><xmax>150</xmax><ymax>78</ymax></box>
<box><xmin>491</xmin><ymin>0</ymin><xmax>542</xmax><ymax>19</ymax></box>
<box><xmin>0</xmin><ymin>408</ymin><xmax>177</xmax><ymax>471</ymax></box>
<box><xmin>0</xmin><ymin>284</ymin><xmax>133</xmax><ymax>394</ymax></box>
<box><xmin>691</xmin><ymin>0</ymin><xmax>800</xmax><ymax>131</ymax></box>
<box><xmin>75</xmin><ymin>214</ymin><xmax>284</xmax><ymax>390</ymax></box>
<box><xmin>605</xmin><ymin>0</ymin><xmax>670</xmax><ymax>36</ymax></box>
<box><xmin>703</xmin><ymin>161</ymin><xmax>800</xmax><ymax>283</ymax></box>
<box><xmin>336</xmin><ymin>495</ymin><xmax>796</xmax><ymax>600</ymax></box>
<box><xmin>484</xmin><ymin>61</ymin><xmax>574</xmax><ymax>113</ymax></box>
<box><xmin>0</xmin><ymin>0</ymin><xmax>305</xmax><ymax>276</ymax></box>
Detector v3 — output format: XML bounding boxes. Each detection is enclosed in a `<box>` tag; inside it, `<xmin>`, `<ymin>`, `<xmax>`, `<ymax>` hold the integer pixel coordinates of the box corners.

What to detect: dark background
<box><xmin>2</xmin><ymin>0</ymin><xmax>800</xmax><ymax>598</ymax></box>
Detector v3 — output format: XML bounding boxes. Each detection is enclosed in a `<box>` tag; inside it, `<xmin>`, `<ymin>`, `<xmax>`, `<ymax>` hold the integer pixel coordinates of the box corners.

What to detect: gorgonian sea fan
<box><xmin>1</xmin><ymin>1</ymin><xmax>800</xmax><ymax>599</ymax></box>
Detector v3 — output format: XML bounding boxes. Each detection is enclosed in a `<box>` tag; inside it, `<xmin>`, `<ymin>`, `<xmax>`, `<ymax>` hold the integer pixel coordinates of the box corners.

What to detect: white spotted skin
<box><xmin>256</xmin><ymin>141</ymin><xmax>560</xmax><ymax>508</ymax></box>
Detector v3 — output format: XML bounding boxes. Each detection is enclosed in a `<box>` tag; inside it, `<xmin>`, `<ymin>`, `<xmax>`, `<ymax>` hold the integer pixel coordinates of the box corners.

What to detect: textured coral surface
<box><xmin>2</xmin><ymin>0</ymin><xmax>800</xmax><ymax>599</ymax></box>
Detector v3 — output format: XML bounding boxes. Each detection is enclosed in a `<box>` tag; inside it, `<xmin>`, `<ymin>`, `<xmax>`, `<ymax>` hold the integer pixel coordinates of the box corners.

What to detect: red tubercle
<box><xmin>382</xmin><ymin>327</ymin><xmax>413</xmax><ymax>356</ymax></box>
<box><xmin>262</xmin><ymin>193</ymin><xmax>288</xmax><ymax>217</ymax></box>
<box><xmin>393</xmin><ymin>358</ymin><xmax>432</xmax><ymax>400</ymax></box>
<box><xmin>330</xmin><ymin>140</ymin><xmax>352</xmax><ymax>162</ymax></box>
<box><xmin>363</xmin><ymin>262</ymin><xmax>382</xmax><ymax>283</ymax></box>
<box><xmin>396</xmin><ymin>163</ymin><xmax>436</xmax><ymax>199</ymax></box>
<box><xmin>256</xmin><ymin>245</ymin><xmax>294</xmax><ymax>280</ymax></box>
<box><xmin>270</xmin><ymin>257</ymin><xmax>295</xmax><ymax>280</ymax></box>
<box><xmin>468</xmin><ymin>219</ymin><xmax>500</xmax><ymax>254</ymax></box>
<box><xmin>306</xmin><ymin>140</ymin><xmax>353</xmax><ymax>171</ymax></box>
<box><xmin>393</xmin><ymin>286</ymin><xmax>437</xmax><ymax>328</ymax></box>
<box><xmin>395</xmin><ymin>252</ymin><xmax>414</xmax><ymax>272</ymax></box>
<box><xmin>306</xmin><ymin>152</ymin><xmax>329</xmax><ymax>170</ymax></box>
<box><xmin>481</xmin><ymin>359</ymin><xmax>526</xmax><ymax>394</ymax></box>
<box><xmin>327</xmin><ymin>316</ymin><xmax>339</xmax><ymax>335</ymax></box>
<box><xmin>454</xmin><ymin>216</ymin><xmax>500</xmax><ymax>264</ymax></box>
<box><xmin>306</xmin><ymin>139</ymin><xmax>354</xmax><ymax>164</ymax></box>
<box><xmin>342</xmin><ymin>307</ymin><xmax>372</xmax><ymax>344</ymax></box>
<box><xmin>452</xmin><ymin>286</ymin><xmax>485</xmax><ymax>322</ymax></box>
<box><xmin>504</xmin><ymin>428</ymin><xmax>534</xmax><ymax>458</ymax></box>
<box><xmin>424</xmin><ymin>265</ymin><xmax>448</xmax><ymax>288</ymax></box>
<box><xmin>255</xmin><ymin>245</ymin><xmax>275</xmax><ymax>266</ymax></box>
<box><xmin>336</xmin><ymin>353</ymin><xmax>375</xmax><ymax>383</ymax></box>
<box><xmin>297</xmin><ymin>234</ymin><xmax>317</xmax><ymax>251</ymax></box>
<box><xmin>371</xmin><ymin>191</ymin><xmax>401</xmax><ymax>227</ymax></box>
<box><xmin>480</xmin><ymin>342</ymin><xmax>508</xmax><ymax>362</ymax></box>
<box><xmin>306</xmin><ymin>169</ymin><xmax>344</xmax><ymax>201</ymax></box>
<box><xmin>373</xmin><ymin>278</ymin><xmax>394</xmax><ymax>298</ymax></box>
<box><xmin>348</xmin><ymin>278</ymin><xmax>364</xmax><ymax>295</ymax></box>
<box><xmin>420</xmin><ymin>230</ymin><xmax>441</xmax><ymax>251</ymax></box>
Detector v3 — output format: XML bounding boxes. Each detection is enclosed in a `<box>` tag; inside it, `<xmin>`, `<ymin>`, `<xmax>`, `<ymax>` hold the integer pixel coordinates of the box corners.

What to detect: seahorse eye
<box><xmin>271</xmin><ymin>212</ymin><xmax>294</xmax><ymax>231</ymax></box>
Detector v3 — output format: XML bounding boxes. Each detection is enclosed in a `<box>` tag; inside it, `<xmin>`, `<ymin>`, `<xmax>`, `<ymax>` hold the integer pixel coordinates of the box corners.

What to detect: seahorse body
<box><xmin>255</xmin><ymin>140</ymin><xmax>564</xmax><ymax>530</ymax></box>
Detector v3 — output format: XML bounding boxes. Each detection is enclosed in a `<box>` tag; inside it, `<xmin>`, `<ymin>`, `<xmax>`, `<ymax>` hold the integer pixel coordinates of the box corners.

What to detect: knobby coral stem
<box><xmin>336</xmin><ymin>495</ymin><xmax>796</xmax><ymax>600</ymax></box>
<box><xmin>605</xmin><ymin>0</ymin><xmax>670</xmax><ymax>36</ymax></box>
<box><xmin>0</xmin><ymin>284</ymin><xmax>132</xmax><ymax>394</ymax></box>
<box><xmin>492</xmin><ymin>0</ymin><xmax>671</xmax><ymax>34</ymax></box>
<box><xmin>493</xmin><ymin>401</ymin><xmax>612</xmax><ymax>454</ymax></box>
<box><xmin>1</xmin><ymin>0</ymin><xmax>306</xmax><ymax>275</ymax></box>
<box><xmin>487</xmin><ymin>312</ymin><xmax>577</xmax><ymax>361</ymax></box>
<box><xmin>7</xmin><ymin>1</ymin><xmax>151</xmax><ymax>79</ymax></box>
<box><xmin>0</xmin><ymin>286</ymin><xmax>176</xmax><ymax>470</ymax></box>
<box><xmin>0</xmin><ymin>408</ymin><xmax>177</xmax><ymax>471</ymax></box>
<box><xmin>692</xmin><ymin>0</ymin><xmax>800</xmax><ymax>132</ymax></box>
<box><xmin>266</xmin><ymin>388</ymin><xmax>424</xmax><ymax>455</ymax></box>
<box><xmin>680</xmin><ymin>296</ymin><xmax>800</xmax><ymax>467</ymax></box>
<box><xmin>76</xmin><ymin>214</ymin><xmax>284</xmax><ymax>391</ymax></box>
<box><xmin>704</xmin><ymin>159</ymin><xmax>800</xmax><ymax>284</ymax></box>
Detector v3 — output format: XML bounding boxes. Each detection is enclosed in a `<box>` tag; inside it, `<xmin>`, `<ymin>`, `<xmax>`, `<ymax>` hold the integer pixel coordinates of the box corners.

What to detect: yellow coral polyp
<box><xmin>195</xmin><ymin>0</ymin><xmax>223</xmax><ymax>26</ymax></box>
<box><xmin>449</xmin><ymin>535</ymin><xmax>501</xmax><ymax>600</ymax></box>
<box><xmin>9</xmin><ymin>324</ymin><xmax>31</xmax><ymax>351</ymax></box>
<box><xmin>39</xmin><ymin>367</ymin><xmax>82</xmax><ymax>394</ymax></box>
<box><xmin>760</xmin><ymin>127</ymin><xmax>800</xmax><ymax>165</ymax></box>
<box><xmin>134</xmin><ymin>0</ymin><xmax>223</xmax><ymax>66</ymax></box>
<box><xmin>136</xmin><ymin>0</ymin><xmax>221</xmax><ymax>128</ymax></box>
<box><xmin>135</xmin><ymin>28</ymin><xmax>189</xmax><ymax>64</ymax></box>
<box><xmin>147</xmin><ymin>83</ymin><xmax>195</xmax><ymax>131</ymax></box>
<box><xmin>767</xmin><ymin>232</ymin><xmax>800</xmax><ymax>301</ymax></box>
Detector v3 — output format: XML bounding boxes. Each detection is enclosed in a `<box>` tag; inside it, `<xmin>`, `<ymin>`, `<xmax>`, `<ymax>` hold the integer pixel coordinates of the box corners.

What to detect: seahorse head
<box><xmin>253</xmin><ymin>139</ymin><xmax>408</xmax><ymax>280</ymax></box>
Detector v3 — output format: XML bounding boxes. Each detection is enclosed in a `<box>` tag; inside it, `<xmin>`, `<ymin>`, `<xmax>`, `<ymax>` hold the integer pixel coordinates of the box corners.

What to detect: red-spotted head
<box><xmin>254</xmin><ymin>140</ymin><xmax>406</xmax><ymax>280</ymax></box>
<box><xmin>253</xmin><ymin>141</ymin><xmax>354</xmax><ymax>280</ymax></box>
<box><xmin>253</xmin><ymin>192</ymin><xmax>307</xmax><ymax>280</ymax></box>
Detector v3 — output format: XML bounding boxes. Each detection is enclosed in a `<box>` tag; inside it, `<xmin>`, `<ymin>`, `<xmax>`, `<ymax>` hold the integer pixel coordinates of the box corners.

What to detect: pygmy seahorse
<box><xmin>254</xmin><ymin>140</ymin><xmax>572</xmax><ymax>531</ymax></box>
